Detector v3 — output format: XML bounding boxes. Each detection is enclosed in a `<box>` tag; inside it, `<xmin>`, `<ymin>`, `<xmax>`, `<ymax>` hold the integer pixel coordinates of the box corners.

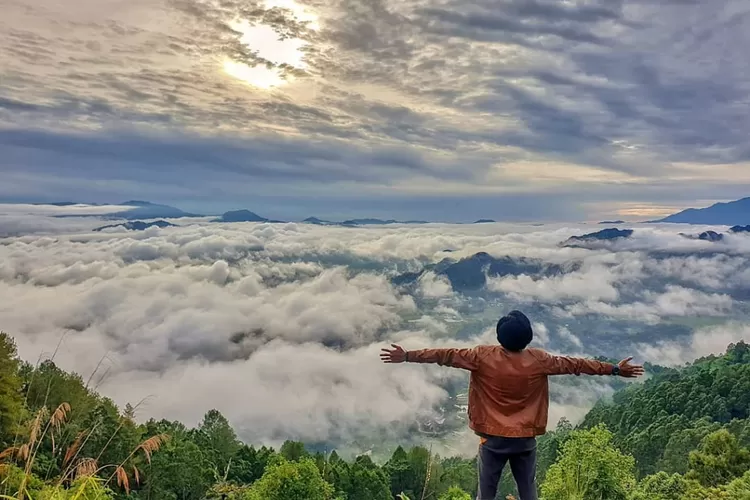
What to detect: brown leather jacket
<box><xmin>406</xmin><ymin>345</ymin><xmax>616</xmax><ymax>438</ymax></box>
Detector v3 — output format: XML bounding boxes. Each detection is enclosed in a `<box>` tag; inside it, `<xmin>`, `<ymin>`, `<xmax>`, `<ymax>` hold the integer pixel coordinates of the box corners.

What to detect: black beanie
<box><xmin>496</xmin><ymin>310</ymin><xmax>533</xmax><ymax>352</ymax></box>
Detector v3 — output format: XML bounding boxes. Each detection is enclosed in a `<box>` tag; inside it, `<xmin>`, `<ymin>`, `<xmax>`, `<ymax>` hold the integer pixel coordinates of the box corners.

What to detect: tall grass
<box><xmin>0</xmin><ymin>402</ymin><xmax>168</xmax><ymax>499</ymax></box>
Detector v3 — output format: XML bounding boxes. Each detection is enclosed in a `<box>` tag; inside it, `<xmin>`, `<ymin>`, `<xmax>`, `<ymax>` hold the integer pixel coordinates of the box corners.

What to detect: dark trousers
<box><xmin>477</xmin><ymin>435</ymin><xmax>537</xmax><ymax>500</ymax></box>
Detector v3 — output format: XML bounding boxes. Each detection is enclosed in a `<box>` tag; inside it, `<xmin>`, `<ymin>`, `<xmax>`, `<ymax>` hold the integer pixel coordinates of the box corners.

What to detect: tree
<box><xmin>439</xmin><ymin>457</ymin><xmax>477</xmax><ymax>498</ymax></box>
<box><xmin>244</xmin><ymin>458</ymin><xmax>334</xmax><ymax>500</ymax></box>
<box><xmin>535</xmin><ymin>417</ymin><xmax>573</xmax><ymax>488</ymax></box>
<box><xmin>227</xmin><ymin>444</ymin><xmax>277</xmax><ymax>485</ymax></box>
<box><xmin>385</xmin><ymin>446</ymin><xmax>418</xmax><ymax>499</ymax></box>
<box><xmin>279</xmin><ymin>440</ymin><xmax>308</xmax><ymax>462</ymax></box>
<box><xmin>687</xmin><ymin>429</ymin><xmax>750</xmax><ymax>487</ymax></box>
<box><xmin>631</xmin><ymin>472</ymin><xmax>690</xmax><ymax>500</ymax></box>
<box><xmin>141</xmin><ymin>436</ymin><xmax>214</xmax><ymax>500</ymax></box>
<box><xmin>438</xmin><ymin>485</ymin><xmax>472</xmax><ymax>500</ymax></box>
<box><xmin>193</xmin><ymin>409</ymin><xmax>240</xmax><ymax>480</ymax></box>
<box><xmin>724</xmin><ymin>470</ymin><xmax>750</xmax><ymax>498</ymax></box>
<box><xmin>345</xmin><ymin>455</ymin><xmax>391</xmax><ymax>500</ymax></box>
<box><xmin>540</xmin><ymin>425</ymin><xmax>636</xmax><ymax>500</ymax></box>
<box><xmin>0</xmin><ymin>332</ymin><xmax>24</xmax><ymax>448</ymax></box>
<box><xmin>657</xmin><ymin>418</ymin><xmax>720</xmax><ymax>475</ymax></box>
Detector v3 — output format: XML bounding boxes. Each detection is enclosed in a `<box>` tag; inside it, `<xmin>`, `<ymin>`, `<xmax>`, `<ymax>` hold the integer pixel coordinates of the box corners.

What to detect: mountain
<box><xmin>47</xmin><ymin>201</ymin><xmax>201</xmax><ymax>219</ymax></box>
<box><xmin>340</xmin><ymin>218</ymin><xmax>428</xmax><ymax>226</ymax></box>
<box><xmin>698</xmin><ymin>230</ymin><xmax>724</xmax><ymax>242</ymax></box>
<box><xmin>341</xmin><ymin>218</ymin><xmax>398</xmax><ymax>225</ymax></box>
<box><xmin>393</xmin><ymin>251</ymin><xmax>565</xmax><ymax>292</ymax></box>
<box><xmin>599</xmin><ymin>220</ymin><xmax>625</xmax><ymax>224</ymax></box>
<box><xmin>561</xmin><ymin>228</ymin><xmax>634</xmax><ymax>247</ymax></box>
<box><xmin>36</xmin><ymin>201</ymin><xmax>85</xmax><ymax>207</ymax></box>
<box><xmin>303</xmin><ymin>217</ymin><xmax>330</xmax><ymax>225</ymax></box>
<box><xmin>653</xmin><ymin>197</ymin><xmax>750</xmax><ymax>225</ymax></box>
<box><xmin>108</xmin><ymin>201</ymin><xmax>200</xmax><ymax>220</ymax></box>
<box><xmin>474</xmin><ymin>219</ymin><xmax>496</xmax><ymax>224</ymax></box>
<box><xmin>212</xmin><ymin>210</ymin><xmax>269</xmax><ymax>223</ymax></box>
<box><xmin>679</xmin><ymin>230</ymin><xmax>725</xmax><ymax>242</ymax></box>
<box><xmin>679</xmin><ymin>226</ymin><xmax>750</xmax><ymax>241</ymax></box>
<box><xmin>93</xmin><ymin>220</ymin><xmax>177</xmax><ymax>232</ymax></box>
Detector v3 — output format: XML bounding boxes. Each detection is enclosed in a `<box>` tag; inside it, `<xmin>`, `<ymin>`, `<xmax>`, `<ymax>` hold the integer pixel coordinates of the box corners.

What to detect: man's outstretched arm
<box><xmin>533</xmin><ymin>349</ymin><xmax>645</xmax><ymax>378</ymax></box>
<box><xmin>380</xmin><ymin>344</ymin><xmax>481</xmax><ymax>371</ymax></box>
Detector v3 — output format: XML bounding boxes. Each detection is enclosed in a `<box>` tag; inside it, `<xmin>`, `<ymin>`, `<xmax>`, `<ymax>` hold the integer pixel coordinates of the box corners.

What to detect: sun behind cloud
<box><xmin>222</xmin><ymin>0</ymin><xmax>318</xmax><ymax>89</ymax></box>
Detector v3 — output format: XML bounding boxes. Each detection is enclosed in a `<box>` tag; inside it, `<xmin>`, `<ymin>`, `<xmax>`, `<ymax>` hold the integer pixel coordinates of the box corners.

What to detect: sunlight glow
<box><xmin>223</xmin><ymin>60</ymin><xmax>286</xmax><ymax>89</ymax></box>
<box><xmin>222</xmin><ymin>0</ymin><xmax>318</xmax><ymax>89</ymax></box>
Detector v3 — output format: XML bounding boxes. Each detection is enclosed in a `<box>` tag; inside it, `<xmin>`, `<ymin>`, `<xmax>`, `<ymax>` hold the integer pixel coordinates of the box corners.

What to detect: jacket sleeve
<box><xmin>533</xmin><ymin>349</ymin><xmax>615</xmax><ymax>376</ymax></box>
<box><xmin>406</xmin><ymin>347</ymin><xmax>482</xmax><ymax>371</ymax></box>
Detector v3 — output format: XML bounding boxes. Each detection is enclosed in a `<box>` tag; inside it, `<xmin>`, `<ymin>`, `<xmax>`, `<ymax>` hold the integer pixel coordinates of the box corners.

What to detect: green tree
<box><xmin>687</xmin><ymin>429</ymin><xmax>750</xmax><ymax>487</ymax></box>
<box><xmin>140</xmin><ymin>436</ymin><xmax>214</xmax><ymax>500</ymax></box>
<box><xmin>657</xmin><ymin>418</ymin><xmax>720</xmax><ymax>474</ymax></box>
<box><xmin>438</xmin><ymin>457</ymin><xmax>476</xmax><ymax>498</ymax></box>
<box><xmin>227</xmin><ymin>444</ymin><xmax>277</xmax><ymax>485</ymax></box>
<box><xmin>243</xmin><ymin>458</ymin><xmax>334</xmax><ymax>500</ymax></box>
<box><xmin>345</xmin><ymin>455</ymin><xmax>391</xmax><ymax>500</ymax></box>
<box><xmin>0</xmin><ymin>332</ymin><xmax>24</xmax><ymax>448</ymax></box>
<box><xmin>192</xmin><ymin>409</ymin><xmax>240</xmax><ymax>480</ymax></box>
<box><xmin>438</xmin><ymin>485</ymin><xmax>471</xmax><ymax>500</ymax></box>
<box><xmin>540</xmin><ymin>425</ymin><xmax>636</xmax><ymax>500</ymax></box>
<box><xmin>385</xmin><ymin>446</ymin><xmax>418</xmax><ymax>499</ymax></box>
<box><xmin>631</xmin><ymin>472</ymin><xmax>690</xmax><ymax>500</ymax></box>
<box><xmin>534</xmin><ymin>417</ymin><xmax>573</xmax><ymax>489</ymax></box>
<box><xmin>724</xmin><ymin>470</ymin><xmax>750</xmax><ymax>499</ymax></box>
<box><xmin>279</xmin><ymin>440</ymin><xmax>308</xmax><ymax>462</ymax></box>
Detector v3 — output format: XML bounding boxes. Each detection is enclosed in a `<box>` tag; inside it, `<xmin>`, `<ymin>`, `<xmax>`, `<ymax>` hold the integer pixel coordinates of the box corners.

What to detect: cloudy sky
<box><xmin>2</xmin><ymin>0</ymin><xmax>750</xmax><ymax>221</ymax></box>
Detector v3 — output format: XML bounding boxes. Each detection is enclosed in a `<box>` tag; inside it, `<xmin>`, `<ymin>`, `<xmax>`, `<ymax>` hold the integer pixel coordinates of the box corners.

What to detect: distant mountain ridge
<box><xmin>108</xmin><ymin>201</ymin><xmax>201</xmax><ymax>220</ymax></box>
<box><xmin>212</xmin><ymin>210</ymin><xmax>277</xmax><ymax>223</ymax></box>
<box><xmin>393</xmin><ymin>251</ymin><xmax>567</xmax><ymax>292</ymax></box>
<box><xmin>48</xmin><ymin>200</ymin><xmax>201</xmax><ymax>219</ymax></box>
<box><xmin>561</xmin><ymin>228</ymin><xmax>634</xmax><ymax>247</ymax></box>
<box><xmin>94</xmin><ymin>220</ymin><xmax>177</xmax><ymax>232</ymax></box>
<box><xmin>653</xmin><ymin>197</ymin><xmax>750</xmax><ymax>225</ymax></box>
<box><xmin>32</xmin><ymin>201</ymin><xmax>500</xmax><ymax>224</ymax></box>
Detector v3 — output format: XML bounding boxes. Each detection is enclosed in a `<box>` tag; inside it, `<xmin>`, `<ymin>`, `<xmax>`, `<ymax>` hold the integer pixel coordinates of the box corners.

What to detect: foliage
<box><xmin>582</xmin><ymin>341</ymin><xmax>750</xmax><ymax>477</ymax></box>
<box><xmin>438</xmin><ymin>485</ymin><xmax>472</xmax><ymax>500</ymax></box>
<box><xmin>540</xmin><ymin>425</ymin><xmax>636</xmax><ymax>500</ymax></box>
<box><xmin>241</xmin><ymin>458</ymin><xmax>334</xmax><ymax>500</ymax></box>
<box><xmin>686</xmin><ymin>429</ymin><xmax>750</xmax><ymax>487</ymax></box>
<box><xmin>0</xmin><ymin>333</ymin><xmax>24</xmax><ymax>449</ymax></box>
<box><xmin>2</xmin><ymin>332</ymin><xmax>750</xmax><ymax>500</ymax></box>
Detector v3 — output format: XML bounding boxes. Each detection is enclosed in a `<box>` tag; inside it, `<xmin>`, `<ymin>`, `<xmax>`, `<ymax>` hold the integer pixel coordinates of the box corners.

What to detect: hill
<box><xmin>2</xmin><ymin>330</ymin><xmax>750</xmax><ymax>499</ymax></box>
<box><xmin>212</xmin><ymin>209</ymin><xmax>270</xmax><ymax>223</ymax></box>
<box><xmin>49</xmin><ymin>200</ymin><xmax>201</xmax><ymax>219</ymax></box>
<box><xmin>561</xmin><ymin>228</ymin><xmax>634</xmax><ymax>247</ymax></box>
<box><xmin>654</xmin><ymin>197</ymin><xmax>750</xmax><ymax>225</ymax></box>
<box><xmin>93</xmin><ymin>220</ymin><xmax>178</xmax><ymax>231</ymax></box>
<box><xmin>108</xmin><ymin>200</ymin><xmax>200</xmax><ymax>219</ymax></box>
<box><xmin>581</xmin><ymin>341</ymin><xmax>750</xmax><ymax>477</ymax></box>
<box><xmin>393</xmin><ymin>251</ymin><xmax>565</xmax><ymax>291</ymax></box>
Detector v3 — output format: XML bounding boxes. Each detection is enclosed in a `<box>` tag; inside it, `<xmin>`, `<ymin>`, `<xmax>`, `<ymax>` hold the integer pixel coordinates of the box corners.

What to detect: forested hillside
<box><xmin>2</xmin><ymin>331</ymin><xmax>750</xmax><ymax>499</ymax></box>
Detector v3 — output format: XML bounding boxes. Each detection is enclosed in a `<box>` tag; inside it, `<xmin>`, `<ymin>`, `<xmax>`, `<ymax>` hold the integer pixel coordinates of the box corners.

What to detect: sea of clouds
<box><xmin>1</xmin><ymin>205</ymin><xmax>750</xmax><ymax>455</ymax></box>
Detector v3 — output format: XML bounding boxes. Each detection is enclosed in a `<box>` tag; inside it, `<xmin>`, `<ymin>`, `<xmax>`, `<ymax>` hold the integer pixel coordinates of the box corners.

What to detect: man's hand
<box><xmin>380</xmin><ymin>344</ymin><xmax>407</xmax><ymax>364</ymax></box>
<box><xmin>617</xmin><ymin>357</ymin><xmax>645</xmax><ymax>378</ymax></box>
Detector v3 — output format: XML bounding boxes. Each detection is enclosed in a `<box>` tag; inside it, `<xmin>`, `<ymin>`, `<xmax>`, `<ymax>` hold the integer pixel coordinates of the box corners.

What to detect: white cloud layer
<box><xmin>2</xmin><ymin>212</ymin><xmax>749</xmax><ymax>449</ymax></box>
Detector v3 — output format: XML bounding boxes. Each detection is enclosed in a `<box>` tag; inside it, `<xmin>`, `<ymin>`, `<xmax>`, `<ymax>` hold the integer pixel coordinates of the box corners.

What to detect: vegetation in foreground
<box><xmin>2</xmin><ymin>331</ymin><xmax>750</xmax><ymax>499</ymax></box>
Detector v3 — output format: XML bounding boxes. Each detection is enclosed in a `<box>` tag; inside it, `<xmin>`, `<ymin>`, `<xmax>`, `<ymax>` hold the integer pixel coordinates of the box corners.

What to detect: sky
<box><xmin>3</xmin><ymin>214</ymin><xmax>750</xmax><ymax>451</ymax></box>
<box><xmin>2</xmin><ymin>0</ymin><xmax>750</xmax><ymax>221</ymax></box>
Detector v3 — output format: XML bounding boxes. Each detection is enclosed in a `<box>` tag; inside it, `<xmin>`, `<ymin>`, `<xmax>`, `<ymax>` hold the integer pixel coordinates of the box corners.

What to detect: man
<box><xmin>380</xmin><ymin>310</ymin><xmax>644</xmax><ymax>500</ymax></box>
